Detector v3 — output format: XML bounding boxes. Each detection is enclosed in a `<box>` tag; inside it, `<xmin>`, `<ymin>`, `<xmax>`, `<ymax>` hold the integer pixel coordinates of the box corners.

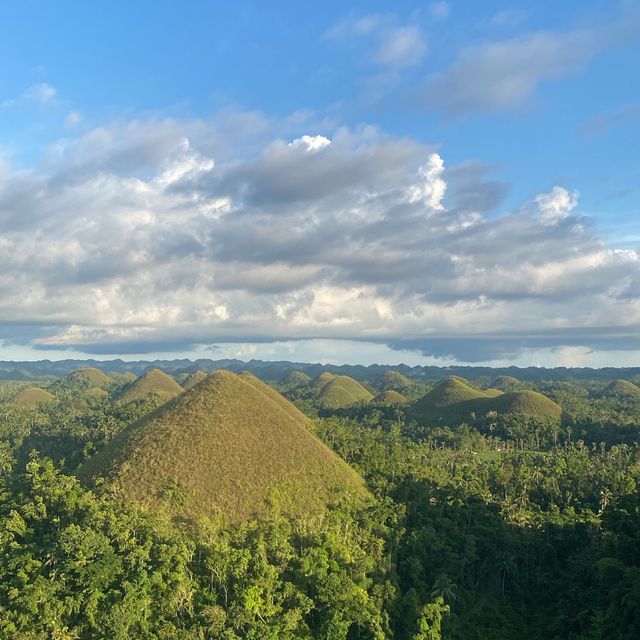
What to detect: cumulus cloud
<box><xmin>0</xmin><ymin>112</ymin><xmax>638</xmax><ymax>360</ymax></box>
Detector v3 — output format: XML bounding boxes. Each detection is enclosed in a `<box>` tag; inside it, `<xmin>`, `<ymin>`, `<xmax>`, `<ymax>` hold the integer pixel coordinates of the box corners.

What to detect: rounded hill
<box><xmin>372</xmin><ymin>390</ymin><xmax>408</xmax><ymax>405</ymax></box>
<box><xmin>489</xmin><ymin>375</ymin><xmax>521</xmax><ymax>391</ymax></box>
<box><xmin>78</xmin><ymin>370</ymin><xmax>366</xmax><ymax>522</ymax></box>
<box><xmin>117</xmin><ymin>368</ymin><xmax>183</xmax><ymax>405</ymax></box>
<box><xmin>604</xmin><ymin>379</ymin><xmax>640</xmax><ymax>397</ymax></box>
<box><xmin>315</xmin><ymin>375</ymin><xmax>374</xmax><ymax>409</ymax></box>
<box><xmin>372</xmin><ymin>371</ymin><xmax>414</xmax><ymax>394</ymax></box>
<box><xmin>9</xmin><ymin>387</ymin><xmax>56</xmax><ymax>408</ymax></box>
<box><xmin>279</xmin><ymin>370</ymin><xmax>312</xmax><ymax>391</ymax></box>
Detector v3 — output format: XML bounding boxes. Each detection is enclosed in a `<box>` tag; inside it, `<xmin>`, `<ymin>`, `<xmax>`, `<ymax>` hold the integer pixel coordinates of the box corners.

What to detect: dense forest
<box><xmin>1</xmin><ymin>365</ymin><xmax>640</xmax><ymax>638</ymax></box>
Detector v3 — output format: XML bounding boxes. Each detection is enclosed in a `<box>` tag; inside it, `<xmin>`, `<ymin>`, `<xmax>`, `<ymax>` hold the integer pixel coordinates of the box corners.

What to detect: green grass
<box><xmin>9</xmin><ymin>387</ymin><xmax>56</xmax><ymax>407</ymax></box>
<box><xmin>604</xmin><ymin>379</ymin><xmax>640</xmax><ymax>397</ymax></box>
<box><xmin>483</xmin><ymin>388</ymin><xmax>504</xmax><ymax>397</ymax></box>
<box><xmin>65</xmin><ymin>367</ymin><xmax>111</xmax><ymax>388</ymax></box>
<box><xmin>315</xmin><ymin>375</ymin><xmax>374</xmax><ymax>409</ymax></box>
<box><xmin>411</xmin><ymin>377</ymin><xmax>561</xmax><ymax>424</ymax></box>
<box><xmin>372</xmin><ymin>371</ymin><xmax>414</xmax><ymax>394</ymax></box>
<box><xmin>372</xmin><ymin>390</ymin><xmax>408</xmax><ymax>405</ymax></box>
<box><xmin>78</xmin><ymin>370</ymin><xmax>367</xmax><ymax>522</ymax></box>
<box><xmin>279</xmin><ymin>370</ymin><xmax>312</xmax><ymax>391</ymax></box>
<box><xmin>489</xmin><ymin>375</ymin><xmax>521</xmax><ymax>391</ymax></box>
<box><xmin>413</xmin><ymin>376</ymin><xmax>486</xmax><ymax>411</ymax></box>
<box><xmin>117</xmin><ymin>368</ymin><xmax>184</xmax><ymax>405</ymax></box>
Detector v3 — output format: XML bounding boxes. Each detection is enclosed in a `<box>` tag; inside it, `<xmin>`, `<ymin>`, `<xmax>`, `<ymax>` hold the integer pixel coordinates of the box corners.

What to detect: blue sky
<box><xmin>0</xmin><ymin>1</ymin><xmax>639</xmax><ymax>365</ymax></box>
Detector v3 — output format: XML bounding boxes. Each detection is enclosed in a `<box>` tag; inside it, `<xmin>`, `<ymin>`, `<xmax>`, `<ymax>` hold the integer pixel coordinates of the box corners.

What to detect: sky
<box><xmin>0</xmin><ymin>0</ymin><xmax>639</xmax><ymax>367</ymax></box>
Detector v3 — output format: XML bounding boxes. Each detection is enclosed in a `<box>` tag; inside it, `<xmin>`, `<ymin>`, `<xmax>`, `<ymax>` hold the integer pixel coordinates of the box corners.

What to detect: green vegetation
<box><xmin>117</xmin><ymin>368</ymin><xmax>183</xmax><ymax>405</ymax></box>
<box><xmin>79</xmin><ymin>370</ymin><xmax>367</xmax><ymax>522</ymax></box>
<box><xmin>1</xmin><ymin>363</ymin><xmax>640</xmax><ymax>638</ymax></box>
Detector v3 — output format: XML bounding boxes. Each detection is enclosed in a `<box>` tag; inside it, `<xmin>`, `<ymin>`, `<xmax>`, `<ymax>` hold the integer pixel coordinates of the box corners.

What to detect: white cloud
<box><xmin>23</xmin><ymin>82</ymin><xmax>57</xmax><ymax>104</ymax></box>
<box><xmin>326</xmin><ymin>13</ymin><xmax>427</xmax><ymax>68</ymax></box>
<box><xmin>374</xmin><ymin>26</ymin><xmax>427</xmax><ymax>68</ymax></box>
<box><xmin>0</xmin><ymin>112</ymin><xmax>637</xmax><ymax>360</ymax></box>
<box><xmin>534</xmin><ymin>186</ymin><xmax>579</xmax><ymax>225</ymax></box>
<box><xmin>64</xmin><ymin>111</ymin><xmax>82</xmax><ymax>129</ymax></box>
<box><xmin>417</xmin><ymin>6</ymin><xmax>640</xmax><ymax>116</ymax></box>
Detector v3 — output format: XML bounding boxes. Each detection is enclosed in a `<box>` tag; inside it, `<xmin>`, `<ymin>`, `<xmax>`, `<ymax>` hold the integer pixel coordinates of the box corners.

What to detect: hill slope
<box><xmin>79</xmin><ymin>371</ymin><xmax>366</xmax><ymax>521</ymax></box>
<box><xmin>316</xmin><ymin>375</ymin><xmax>374</xmax><ymax>409</ymax></box>
<box><xmin>182</xmin><ymin>370</ymin><xmax>208</xmax><ymax>390</ymax></box>
<box><xmin>411</xmin><ymin>377</ymin><xmax>561</xmax><ymax>424</ymax></box>
<box><xmin>372</xmin><ymin>371</ymin><xmax>414</xmax><ymax>394</ymax></box>
<box><xmin>604</xmin><ymin>379</ymin><xmax>640</xmax><ymax>397</ymax></box>
<box><xmin>279</xmin><ymin>370</ymin><xmax>312</xmax><ymax>391</ymax></box>
<box><xmin>9</xmin><ymin>387</ymin><xmax>55</xmax><ymax>408</ymax></box>
<box><xmin>372</xmin><ymin>390</ymin><xmax>408</xmax><ymax>405</ymax></box>
<box><xmin>118</xmin><ymin>368</ymin><xmax>183</xmax><ymax>405</ymax></box>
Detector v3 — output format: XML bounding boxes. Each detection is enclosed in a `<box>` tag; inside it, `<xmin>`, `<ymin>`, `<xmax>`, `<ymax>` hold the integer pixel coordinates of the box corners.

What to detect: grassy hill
<box><xmin>79</xmin><ymin>370</ymin><xmax>367</xmax><ymax>522</ymax></box>
<box><xmin>413</xmin><ymin>376</ymin><xmax>486</xmax><ymax>410</ymax></box>
<box><xmin>411</xmin><ymin>377</ymin><xmax>561</xmax><ymax>424</ymax></box>
<box><xmin>372</xmin><ymin>371</ymin><xmax>414</xmax><ymax>394</ymax></box>
<box><xmin>483</xmin><ymin>388</ymin><xmax>504</xmax><ymax>397</ymax></box>
<box><xmin>182</xmin><ymin>371</ymin><xmax>208</xmax><ymax>390</ymax></box>
<box><xmin>117</xmin><ymin>368</ymin><xmax>183</xmax><ymax>405</ymax></box>
<box><xmin>604</xmin><ymin>379</ymin><xmax>640</xmax><ymax>397</ymax></box>
<box><xmin>66</xmin><ymin>367</ymin><xmax>111</xmax><ymax>388</ymax></box>
<box><xmin>279</xmin><ymin>370</ymin><xmax>312</xmax><ymax>391</ymax></box>
<box><xmin>372</xmin><ymin>390</ymin><xmax>408</xmax><ymax>405</ymax></box>
<box><xmin>315</xmin><ymin>375</ymin><xmax>374</xmax><ymax>409</ymax></box>
<box><xmin>489</xmin><ymin>375</ymin><xmax>521</xmax><ymax>391</ymax></box>
<box><xmin>9</xmin><ymin>387</ymin><xmax>55</xmax><ymax>408</ymax></box>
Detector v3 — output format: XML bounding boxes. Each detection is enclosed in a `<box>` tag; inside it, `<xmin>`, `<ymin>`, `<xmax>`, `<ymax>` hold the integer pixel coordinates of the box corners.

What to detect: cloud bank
<box><xmin>0</xmin><ymin>112</ymin><xmax>638</xmax><ymax>361</ymax></box>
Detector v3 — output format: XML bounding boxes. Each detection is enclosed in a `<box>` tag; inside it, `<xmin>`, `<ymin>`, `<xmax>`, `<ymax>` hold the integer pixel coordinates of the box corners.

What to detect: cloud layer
<box><xmin>0</xmin><ymin>112</ymin><xmax>638</xmax><ymax>361</ymax></box>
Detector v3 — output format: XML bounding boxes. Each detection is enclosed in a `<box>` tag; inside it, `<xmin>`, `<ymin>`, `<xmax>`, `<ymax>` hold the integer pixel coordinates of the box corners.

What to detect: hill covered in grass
<box><xmin>489</xmin><ymin>375</ymin><xmax>522</xmax><ymax>391</ymax></box>
<box><xmin>372</xmin><ymin>390</ymin><xmax>408</xmax><ymax>405</ymax></box>
<box><xmin>604</xmin><ymin>379</ymin><xmax>640</xmax><ymax>398</ymax></box>
<box><xmin>298</xmin><ymin>373</ymin><xmax>374</xmax><ymax>409</ymax></box>
<box><xmin>8</xmin><ymin>387</ymin><xmax>55</xmax><ymax>408</ymax></box>
<box><xmin>79</xmin><ymin>370</ymin><xmax>366</xmax><ymax>522</ymax></box>
<box><xmin>279</xmin><ymin>370</ymin><xmax>312</xmax><ymax>391</ymax></box>
<box><xmin>117</xmin><ymin>368</ymin><xmax>183</xmax><ymax>405</ymax></box>
<box><xmin>372</xmin><ymin>371</ymin><xmax>414</xmax><ymax>394</ymax></box>
<box><xmin>181</xmin><ymin>370</ymin><xmax>208</xmax><ymax>389</ymax></box>
<box><xmin>411</xmin><ymin>377</ymin><xmax>561</xmax><ymax>424</ymax></box>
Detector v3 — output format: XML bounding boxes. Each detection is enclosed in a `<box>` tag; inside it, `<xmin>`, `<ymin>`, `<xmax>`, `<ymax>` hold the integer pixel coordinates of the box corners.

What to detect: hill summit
<box><xmin>79</xmin><ymin>370</ymin><xmax>366</xmax><ymax>521</ymax></box>
<box><xmin>411</xmin><ymin>376</ymin><xmax>561</xmax><ymax>424</ymax></box>
<box><xmin>9</xmin><ymin>387</ymin><xmax>55</xmax><ymax>408</ymax></box>
<box><xmin>117</xmin><ymin>368</ymin><xmax>183</xmax><ymax>405</ymax></box>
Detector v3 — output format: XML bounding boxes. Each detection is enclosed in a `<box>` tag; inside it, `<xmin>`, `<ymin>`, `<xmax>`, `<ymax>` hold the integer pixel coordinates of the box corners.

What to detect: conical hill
<box><xmin>79</xmin><ymin>370</ymin><xmax>367</xmax><ymax>522</ymax></box>
<box><xmin>182</xmin><ymin>370</ymin><xmax>208</xmax><ymax>390</ymax></box>
<box><xmin>117</xmin><ymin>368</ymin><xmax>183</xmax><ymax>405</ymax></box>
<box><xmin>604</xmin><ymin>379</ymin><xmax>640</xmax><ymax>397</ymax></box>
<box><xmin>9</xmin><ymin>387</ymin><xmax>55</xmax><ymax>408</ymax></box>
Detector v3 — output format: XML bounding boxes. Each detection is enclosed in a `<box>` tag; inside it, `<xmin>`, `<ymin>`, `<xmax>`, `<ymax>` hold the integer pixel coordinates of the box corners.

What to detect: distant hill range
<box><xmin>1</xmin><ymin>358</ymin><xmax>640</xmax><ymax>384</ymax></box>
<box><xmin>78</xmin><ymin>370</ymin><xmax>367</xmax><ymax>522</ymax></box>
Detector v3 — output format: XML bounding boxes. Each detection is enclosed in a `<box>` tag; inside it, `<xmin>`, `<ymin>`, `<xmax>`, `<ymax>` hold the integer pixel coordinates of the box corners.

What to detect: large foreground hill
<box><xmin>79</xmin><ymin>370</ymin><xmax>366</xmax><ymax>521</ymax></box>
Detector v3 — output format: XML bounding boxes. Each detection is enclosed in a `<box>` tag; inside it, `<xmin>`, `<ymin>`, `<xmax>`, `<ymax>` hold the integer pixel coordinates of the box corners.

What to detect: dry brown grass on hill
<box><xmin>9</xmin><ymin>387</ymin><xmax>55</xmax><ymax>408</ymax></box>
<box><xmin>372</xmin><ymin>390</ymin><xmax>408</xmax><ymax>405</ymax></box>
<box><xmin>79</xmin><ymin>370</ymin><xmax>367</xmax><ymax>522</ymax></box>
<box><xmin>182</xmin><ymin>370</ymin><xmax>208</xmax><ymax>389</ymax></box>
